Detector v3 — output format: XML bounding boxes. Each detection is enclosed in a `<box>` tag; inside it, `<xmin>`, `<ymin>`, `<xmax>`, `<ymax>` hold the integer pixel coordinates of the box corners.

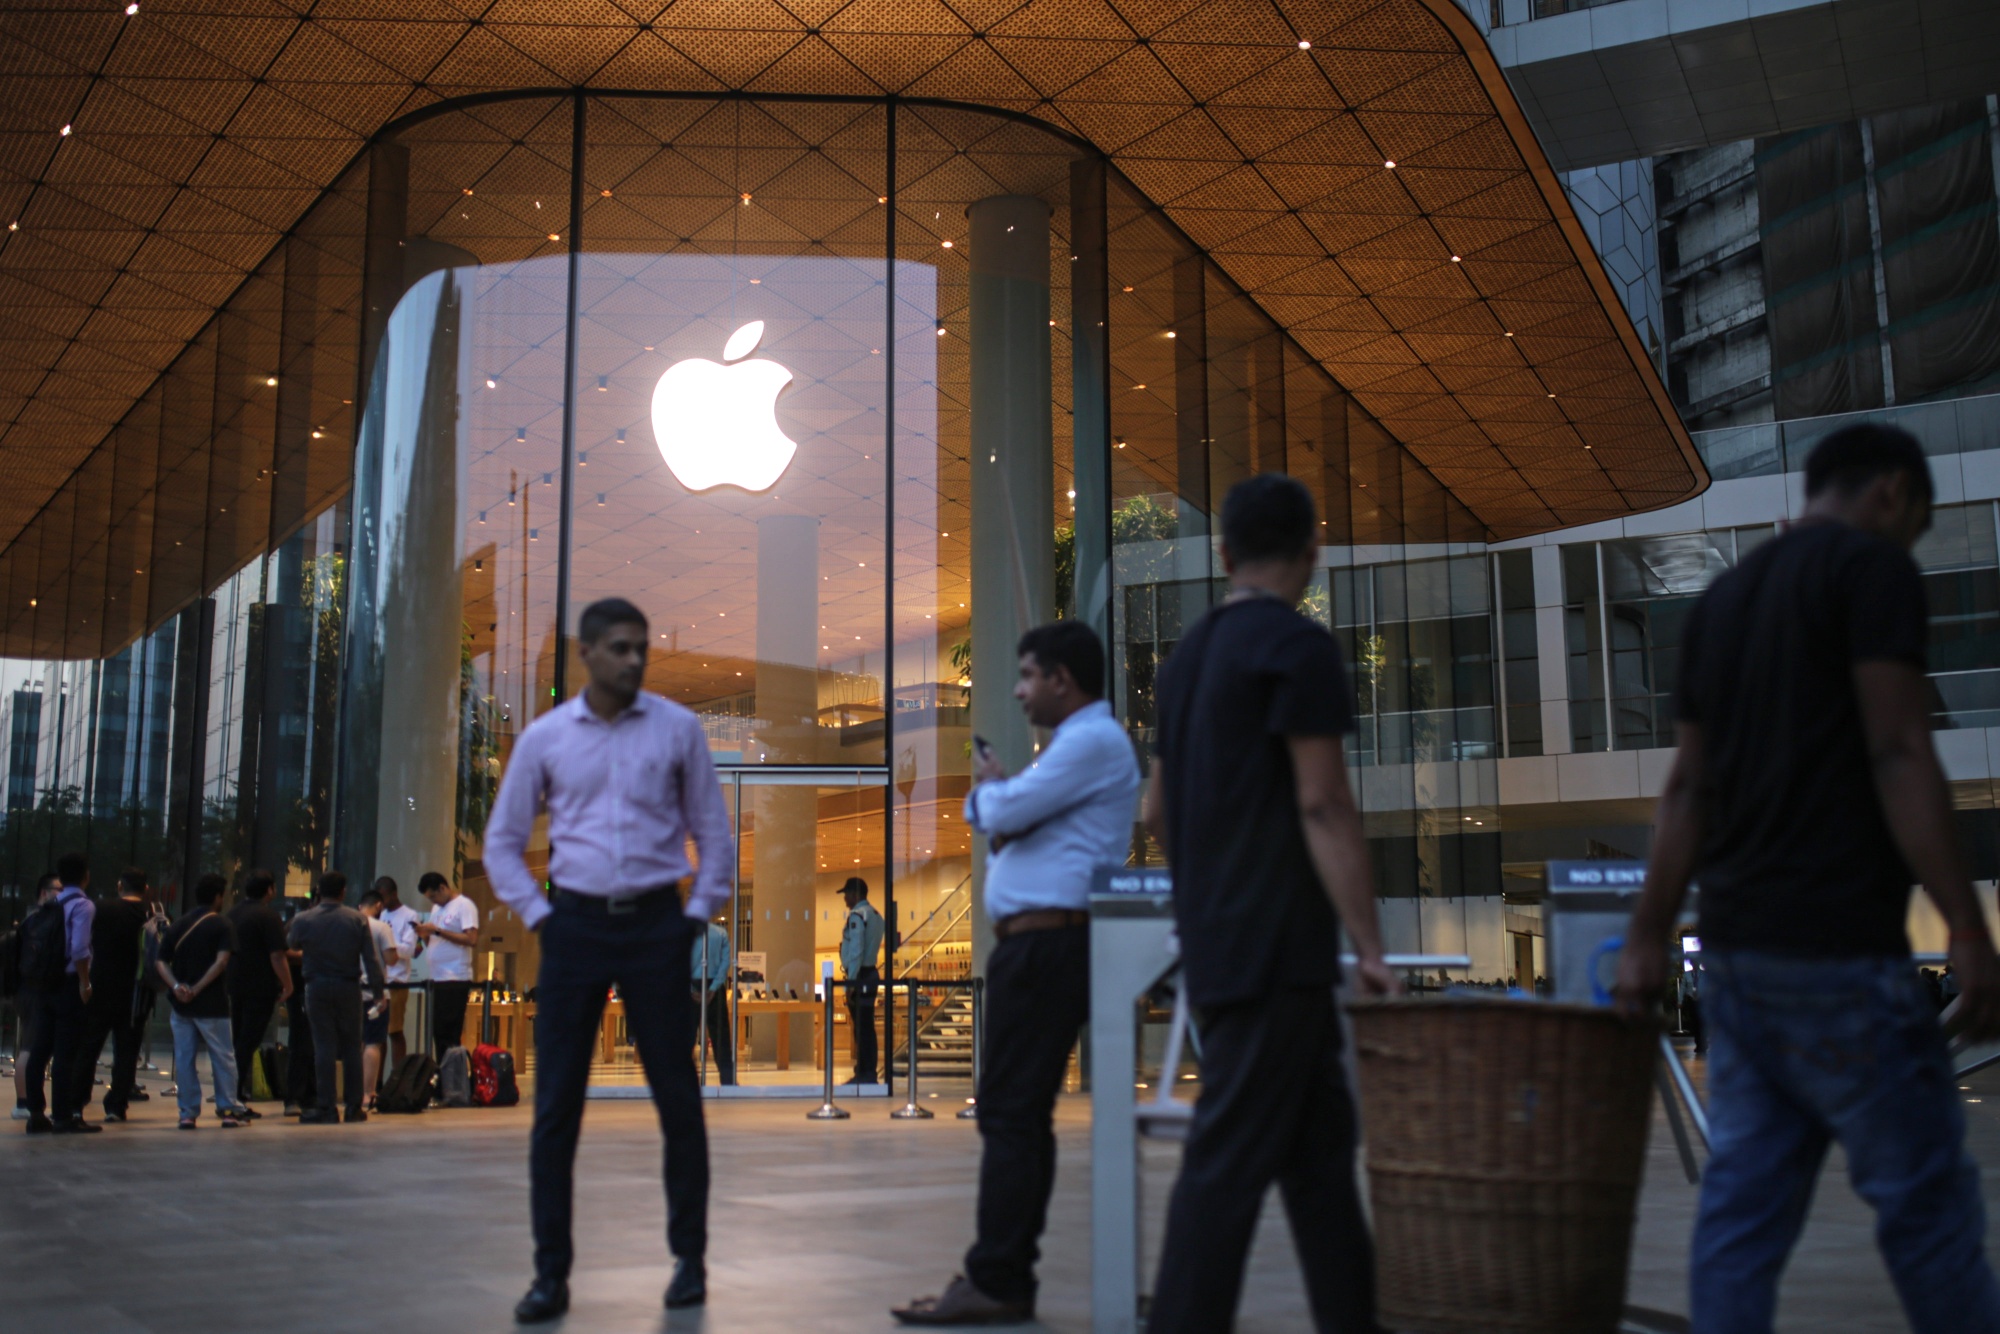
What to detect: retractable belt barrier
<box><xmin>805</xmin><ymin>976</ymin><xmax>985</xmax><ymax>1122</ymax></box>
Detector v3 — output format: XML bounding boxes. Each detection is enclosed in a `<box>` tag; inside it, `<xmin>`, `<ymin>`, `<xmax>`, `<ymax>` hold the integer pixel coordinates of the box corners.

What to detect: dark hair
<box><xmin>418</xmin><ymin>871</ymin><xmax>450</xmax><ymax>895</ymax></box>
<box><xmin>359</xmin><ymin>888</ymin><xmax>384</xmax><ymax>908</ymax></box>
<box><xmin>242</xmin><ymin>868</ymin><xmax>276</xmax><ymax>900</ymax></box>
<box><xmin>1221</xmin><ymin>473</ymin><xmax>1318</xmax><ymax>564</ymax></box>
<box><xmin>841</xmin><ymin>877</ymin><xmax>869</xmax><ymax>899</ymax></box>
<box><xmin>373</xmin><ymin>875</ymin><xmax>398</xmax><ymax>897</ymax></box>
<box><xmin>36</xmin><ymin>872</ymin><xmax>60</xmax><ymax>895</ymax></box>
<box><xmin>193</xmin><ymin>873</ymin><xmax>227</xmax><ymax>907</ymax></box>
<box><xmin>316</xmin><ymin>871</ymin><xmax>348</xmax><ymax>902</ymax></box>
<box><xmin>1803</xmin><ymin>423</ymin><xmax>1934</xmax><ymax>504</ymax></box>
<box><xmin>55</xmin><ymin>852</ymin><xmax>87</xmax><ymax>886</ymax></box>
<box><xmin>119</xmin><ymin>867</ymin><xmax>148</xmax><ymax>897</ymax></box>
<box><xmin>579</xmin><ymin>596</ymin><xmax>648</xmax><ymax>644</ymax></box>
<box><xmin>1016</xmin><ymin>620</ymin><xmax>1107</xmax><ymax>699</ymax></box>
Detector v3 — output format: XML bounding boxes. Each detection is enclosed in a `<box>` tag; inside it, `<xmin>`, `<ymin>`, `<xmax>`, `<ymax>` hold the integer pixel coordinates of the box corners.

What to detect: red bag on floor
<box><xmin>466</xmin><ymin>1040</ymin><xmax>500</xmax><ymax>1104</ymax></box>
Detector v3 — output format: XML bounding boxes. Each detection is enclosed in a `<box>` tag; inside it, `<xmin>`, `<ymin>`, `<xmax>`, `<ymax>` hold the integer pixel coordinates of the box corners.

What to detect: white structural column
<box><xmin>372</xmin><ymin>264</ymin><xmax>466</xmax><ymax>889</ymax></box>
<box><xmin>967</xmin><ymin>195</ymin><xmax>1055</xmax><ymax>970</ymax></box>
<box><xmin>754</xmin><ymin>512</ymin><xmax>822</xmax><ymax>1009</ymax></box>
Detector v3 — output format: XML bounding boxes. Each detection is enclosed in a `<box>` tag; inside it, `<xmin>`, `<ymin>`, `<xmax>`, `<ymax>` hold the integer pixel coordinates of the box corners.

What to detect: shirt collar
<box><xmin>570</xmin><ymin>690</ymin><xmax>650</xmax><ymax>725</ymax></box>
<box><xmin>1055</xmin><ymin>699</ymin><xmax>1113</xmax><ymax>736</ymax></box>
<box><xmin>57</xmin><ymin>884</ymin><xmax>84</xmax><ymax>901</ymax></box>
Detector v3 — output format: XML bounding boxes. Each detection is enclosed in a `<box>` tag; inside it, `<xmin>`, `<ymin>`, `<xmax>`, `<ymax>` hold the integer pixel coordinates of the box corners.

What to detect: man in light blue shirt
<box><xmin>690</xmin><ymin>917</ymin><xmax>734</xmax><ymax>1085</ymax></box>
<box><xmin>895</xmin><ymin>622</ymin><xmax>1139</xmax><ymax>1326</ymax></box>
<box><xmin>839</xmin><ymin>878</ymin><xmax>885</xmax><ymax>1084</ymax></box>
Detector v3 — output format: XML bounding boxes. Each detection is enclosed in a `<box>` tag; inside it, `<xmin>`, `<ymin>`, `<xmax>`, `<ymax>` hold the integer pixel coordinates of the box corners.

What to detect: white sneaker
<box><xmin>10</xmin><ymin>1105</ymin><xmax>28</xmax><ymax>1121</ymax></box>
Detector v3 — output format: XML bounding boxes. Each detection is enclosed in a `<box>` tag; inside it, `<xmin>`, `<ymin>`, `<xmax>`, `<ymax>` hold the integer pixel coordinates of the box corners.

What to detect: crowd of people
<box><xmin>4</xmin><ymin>856</ymin><xmax>480</xmax><ymax>1132</ymax></box>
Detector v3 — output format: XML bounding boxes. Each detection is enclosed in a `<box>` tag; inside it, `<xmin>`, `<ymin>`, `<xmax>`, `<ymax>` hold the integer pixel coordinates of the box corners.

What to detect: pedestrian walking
<box><xmin>415</xmin><ymin>871</ymin><xmax>478</xmax><ymax>1055</ymax></box>
<box><xmin>484</xmin><ymin>597</ymin><xmax>733</xmax><ymax>1323</ymax></box>
<box><xmin>225</xmin><ymin>869</ymin><xmax>290</xmax><ymax>1116</ymax></box>
<box><xmin>287</xmin><ymin>872</ymin><xmax>385</xmax><ymax>1125</ymax></box>
<box><xmin>894</xmin><ymin>620</ymin><xmax>1139</xmax><ymax>1325</ymax></box>
<box><xmin>692</xmin><ymin>914</ymin><xmax>734</xmax><ymax>1085</ymax></box>
<box><xmin>839</xmin><ymin>877</ymin><xmax>884</xmax><ymax>1086</ymax></box>
<box><xmin>156</xmin><ymin>874</ymin><xmax>243</xmax><ymax>1130</ymax></box>
<box><xmin>1616</xmin><ymin>423</ymin><xmax>2000</xmax><ymax>1334</ymax></box>
<box><xmin>1142</xmin><ymin>474</ymin><xmax>1398</xmax><ymax>1333</ymax></box>
<box><xmin>21</xmin><ymin>853</ymin><xmax>101</xmax><ymax>1135</ymax></box>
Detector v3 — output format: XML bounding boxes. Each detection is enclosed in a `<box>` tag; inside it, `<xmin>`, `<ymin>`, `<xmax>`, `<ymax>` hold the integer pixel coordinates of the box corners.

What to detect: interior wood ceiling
<box><xmin>0</xmin><ymin>0</ymin><xmax>1702</xmax><ymax>554</ymax></box>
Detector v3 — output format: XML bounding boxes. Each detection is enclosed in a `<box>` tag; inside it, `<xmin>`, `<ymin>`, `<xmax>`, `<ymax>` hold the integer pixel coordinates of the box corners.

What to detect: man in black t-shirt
<box><xmin>74</xmin><ymin>868</ymin><xmax>153</xmax><ymax>1122</ymax></box>
<box><xmin>226</xmin><ymin>869</ymin><xmax>291</xmax><ymax>1113</ymax></box>
<box><xmin>1142</xmin><ymin>474</ymin><xmax>1397</xmax><ymax>1334</ymax></box>
<box><xmin>1616</xmin><ymin>424</ymin><xmax>2000</xmax><ymax>1333</ymax></box>
<box><xmin>157</xmin><ymin>874</ymin><xmax>243</xmax><ymax>1129</ymax></box>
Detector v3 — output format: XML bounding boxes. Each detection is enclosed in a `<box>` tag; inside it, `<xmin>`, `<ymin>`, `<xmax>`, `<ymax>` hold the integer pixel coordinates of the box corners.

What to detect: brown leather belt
<box><xmin>992</xmin><ymin>908</ymin><xmax>1089</xmax><ymax>940</ymax></box>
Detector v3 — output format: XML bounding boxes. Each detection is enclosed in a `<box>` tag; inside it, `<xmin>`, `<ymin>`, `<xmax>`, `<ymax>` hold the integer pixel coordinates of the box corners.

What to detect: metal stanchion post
<box><xmin>956</xmin><ymin>978</ymin><xmax>981</xmax><ymax>1120</ymax></box>
<box><xmin>891</xmin><ymin>981</ymin><xmax>934</xmax><ymax>1119</ymax></box>
<box><xmin>807</xmin><ymin>976</ymin><xmax>849</xmax><ymax>1121</ymax></box>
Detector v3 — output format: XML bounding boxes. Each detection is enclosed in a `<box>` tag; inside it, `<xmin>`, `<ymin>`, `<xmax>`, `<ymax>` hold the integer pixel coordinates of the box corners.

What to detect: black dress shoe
<box><xmin>297</xmin><ymin>1109</ymin><xmax>340</xmax><ymax>1125</ymax></box>
<box><xmin>52</xmin><ymin>1117</ymin><xmax>102</xmax><ymax>1135</ymax></box>
<box><xmin>24</xmin><ymin>1114</ymin><xmax>53</xmax><ymax>1135</ymax></box>
<box><xmin>514</xmin><ymin>1277</ymin><xmax>569</xmax><ymax>1323</ymax></box>
<box><xmin>664</xmin><ymin>1258</ymin><xmax>706</xmax><ymax>1308</ymax></box>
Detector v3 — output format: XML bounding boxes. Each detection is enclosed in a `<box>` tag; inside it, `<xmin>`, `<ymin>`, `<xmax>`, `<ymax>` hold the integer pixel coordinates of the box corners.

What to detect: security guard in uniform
<box><xmin>839</xmin><ymin>877</ymin><xmax>885</xmax><ymax>1085</ymax></box>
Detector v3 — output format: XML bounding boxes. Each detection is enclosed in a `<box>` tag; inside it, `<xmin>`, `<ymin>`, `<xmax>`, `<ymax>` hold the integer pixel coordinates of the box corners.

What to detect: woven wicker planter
<box><xmin>1350</xmin><ymin>998</ymin><xmax>1657</xmax><ymax>1334</ymax></box>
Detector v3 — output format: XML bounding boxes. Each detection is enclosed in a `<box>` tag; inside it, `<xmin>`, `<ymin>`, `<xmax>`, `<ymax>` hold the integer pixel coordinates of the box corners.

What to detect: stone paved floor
<box><xmin>4</xmin><ymin>1064</ymin><xmax>1999</xmax><ymax>1332</ymax></box>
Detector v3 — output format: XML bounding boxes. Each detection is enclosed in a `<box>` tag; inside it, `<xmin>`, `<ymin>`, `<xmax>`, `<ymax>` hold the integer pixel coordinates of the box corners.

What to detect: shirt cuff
<box><xmin>519</xmin><ymin>896</ymin><xmax>551</xmax><ymax>930</ymax></box>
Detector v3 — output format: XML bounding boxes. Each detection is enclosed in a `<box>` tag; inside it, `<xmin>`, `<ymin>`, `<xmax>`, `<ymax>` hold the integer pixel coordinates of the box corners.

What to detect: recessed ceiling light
<box><xmin>1298</xmin><ymin>39</ymin><xmax>1311</xmax><ymax>49</ymax></box>
<box><xmin>1450</xmin><ymin>255</ymin><xmax>1461</xmax><ymax>262</ymax></box>
<box><xmin>1383</xmin><ymin>159</ymin><xmax>1395</xmax><ymax>168</ymax></box>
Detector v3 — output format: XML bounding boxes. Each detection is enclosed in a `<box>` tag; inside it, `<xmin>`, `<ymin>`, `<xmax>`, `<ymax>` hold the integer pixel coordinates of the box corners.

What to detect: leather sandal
<box><xmin>892</xmin><ymin>1275</ymin><xmax>1033</xmax><ymax>1326</ymax></box>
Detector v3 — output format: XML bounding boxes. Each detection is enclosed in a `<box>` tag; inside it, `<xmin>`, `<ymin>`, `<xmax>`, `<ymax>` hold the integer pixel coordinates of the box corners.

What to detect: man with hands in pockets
<box><xmin>483</xmin><ymin>597</ymin><xmax>734</xmax><ymax>1324</ymax></box>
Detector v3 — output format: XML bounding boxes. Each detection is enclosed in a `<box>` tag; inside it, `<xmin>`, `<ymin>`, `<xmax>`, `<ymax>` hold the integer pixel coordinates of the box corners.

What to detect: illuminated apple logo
<box><xmin>650</xmin><ymin>320</ymin><xmax>798</xmax><ymax>492</ymax></box>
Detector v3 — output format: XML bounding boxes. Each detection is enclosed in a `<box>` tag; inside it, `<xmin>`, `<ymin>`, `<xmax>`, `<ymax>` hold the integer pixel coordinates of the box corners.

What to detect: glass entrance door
<box><xmin>701</xmin><ymin>766</ymin><xmax>887</xmax><ymax>1090</ymax></box>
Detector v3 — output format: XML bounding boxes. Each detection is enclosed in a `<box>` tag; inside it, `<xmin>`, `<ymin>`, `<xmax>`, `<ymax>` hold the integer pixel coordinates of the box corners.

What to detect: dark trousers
<box><xmin>432</xmin><ymin>980</ymin><xmax>472</xmax><ymax>1055</ymax></box>
<box><xmin>305</xmin><ymin>981</ymin><xmax>364</xmax><ymax>1117</ymax></box>
<box><xmin>230</xmin><ymin>988</ymin><xmax>280</xmax><ymax>1101</ymax></box>
<box><xmin>75</xmin><ymin>987</ymin><xmax>144</xmax><ymax>1114</ymax></box>
<box><xmin>23</xmin><ymin>977</ymin><xmax>87</xmax><ymax>1121</ymax></box>
<box><xmin>1148</xmin><ymin>986</ymin><xmax>1379</xmax><ymax>1334</ymax></box>
<box><xmin>848</xmin><ymin>966</ymin><xmax>879</xmax><ymax>1083</ymax></box>
<box><xmin>532</xmin><ymin>898</ymin><xmax>706</xmax><ymax>1282</ymax></box>
<box><xmin>697</xmin><ymin>987</ymin><xmax>735</xmax><ymax>1084</ymax></box>
<box><xmin>963</xmin><ymin>926</ymin><xmax>1088</xmax><ymax>1305</ymax></box>
<box><xmin>284</xmin><ymin>986</ymin><xmax>316</xmax><ymax>1108</ymax></box>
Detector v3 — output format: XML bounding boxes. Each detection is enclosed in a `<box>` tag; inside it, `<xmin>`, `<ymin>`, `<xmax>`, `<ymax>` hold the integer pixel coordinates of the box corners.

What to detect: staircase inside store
<box><xmin>892</xmin><ymin>990</ymin><xmax>975</xmax><ymax>1081</ymax></box>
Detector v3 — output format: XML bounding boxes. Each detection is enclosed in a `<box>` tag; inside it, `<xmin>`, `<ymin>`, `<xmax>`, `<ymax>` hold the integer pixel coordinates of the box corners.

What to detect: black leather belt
<box><xmin>551</xmin><ymin>883</ymin><xmax>682</xmax><ymax>917</ymax></box>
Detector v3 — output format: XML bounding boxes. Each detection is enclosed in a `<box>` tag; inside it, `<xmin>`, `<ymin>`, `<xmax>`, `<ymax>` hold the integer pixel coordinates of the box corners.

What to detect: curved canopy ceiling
<box><xmin>0</xmin><ymin>0</ymin><xmax>1701</xmax><ymax>555</ymax></box>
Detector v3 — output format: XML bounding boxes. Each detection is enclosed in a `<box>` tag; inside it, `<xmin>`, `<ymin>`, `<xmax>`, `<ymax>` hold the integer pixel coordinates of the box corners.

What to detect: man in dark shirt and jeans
<box><xmin>158</xmin><ymin>874</ymin><xmax>243</xmax><ymax>1129</ymax></box>
<box><xmin>1617</xmin><ymin>424</ymin><xmax>2000</xmax><ymax>1334</ymax></box>
<box><xmin>288</xmin><ymin>872</ymin><xmax>385</xmax><ymax>1125</ymax></box>
<box><xmin>1143</xmin><ymin>474</ymin><xmax>1397</xmax><ymax>1333</ymax></box>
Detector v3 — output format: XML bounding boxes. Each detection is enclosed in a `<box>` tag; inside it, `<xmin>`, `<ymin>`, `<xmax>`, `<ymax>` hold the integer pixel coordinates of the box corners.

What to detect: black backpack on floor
<box><xmin>377</xmin><ymin>1053</ymin><xmax>437</xmax><ymax>1114</ymax></box>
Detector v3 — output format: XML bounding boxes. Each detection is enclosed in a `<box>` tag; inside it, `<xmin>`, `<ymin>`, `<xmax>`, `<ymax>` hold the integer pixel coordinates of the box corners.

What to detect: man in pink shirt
<box><xmin>483</xmin><ymin>597</ymin><xmax>734</xmax><ymax>1323</ymax></box>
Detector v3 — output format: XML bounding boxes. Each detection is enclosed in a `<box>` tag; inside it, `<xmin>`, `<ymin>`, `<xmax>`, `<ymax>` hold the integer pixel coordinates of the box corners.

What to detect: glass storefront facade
<box><xmin>0</xmin><ymin>90</ymin><xmax>1593</xmax><ymax>1061</ymax></box>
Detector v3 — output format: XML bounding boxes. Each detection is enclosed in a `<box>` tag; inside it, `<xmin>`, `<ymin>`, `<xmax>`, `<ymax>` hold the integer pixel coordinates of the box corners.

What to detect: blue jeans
<box><xmin>170</xmin><ymin>1011</ymin><xmax>239</xmax><ymax>1122</ymax></box>
<box><xmin>1692</xmin><ymin>950</ymin><xmax>2000</xmax><ymax>1334</ymax></box>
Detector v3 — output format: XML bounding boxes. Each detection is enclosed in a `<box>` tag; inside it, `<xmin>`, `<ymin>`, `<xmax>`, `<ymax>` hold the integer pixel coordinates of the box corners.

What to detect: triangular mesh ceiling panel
<box><xmin>0</xmin><ymin>0</ymin><xmax>1699</xmax><ymax>558</ymax></box>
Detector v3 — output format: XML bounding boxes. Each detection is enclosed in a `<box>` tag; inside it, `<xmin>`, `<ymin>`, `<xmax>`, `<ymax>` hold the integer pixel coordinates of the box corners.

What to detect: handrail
<box><xmin>897</xmin><ymin>875</ymin><xmax>973</xmax><ymax>979</ymax></box>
